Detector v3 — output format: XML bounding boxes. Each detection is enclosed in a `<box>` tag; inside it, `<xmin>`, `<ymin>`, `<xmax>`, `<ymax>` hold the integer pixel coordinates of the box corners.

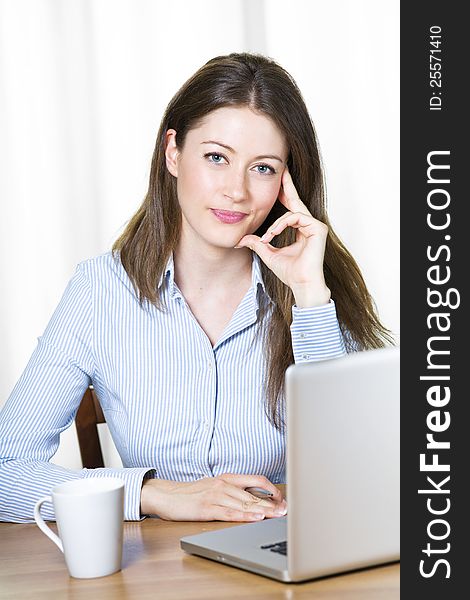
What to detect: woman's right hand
<box><xmin>140</xmin><ymin>473</ymin><xmax>287</xmax><ymax>522</ymax></box>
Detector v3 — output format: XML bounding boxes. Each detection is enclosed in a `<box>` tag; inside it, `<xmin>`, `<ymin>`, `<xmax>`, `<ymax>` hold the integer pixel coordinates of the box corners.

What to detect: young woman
<box><xmin>0</xmin><ymin>52</ymin><xmax>392</xmax><ymax>524</ymax></box>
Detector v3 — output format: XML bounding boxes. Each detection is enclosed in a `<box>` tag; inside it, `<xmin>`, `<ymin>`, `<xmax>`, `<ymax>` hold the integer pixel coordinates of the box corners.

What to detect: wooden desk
<box><xmin>1</xmin><ymin>516</ymin><xmax>399</xmax><ymax>600</ymax></box>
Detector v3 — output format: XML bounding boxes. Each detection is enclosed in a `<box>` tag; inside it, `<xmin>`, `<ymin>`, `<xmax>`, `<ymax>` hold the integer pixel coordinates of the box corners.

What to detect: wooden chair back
<box><xmin>75</xmin><ymin>386</ymin><xmax>106</xmax><ymax>468</ymax></box>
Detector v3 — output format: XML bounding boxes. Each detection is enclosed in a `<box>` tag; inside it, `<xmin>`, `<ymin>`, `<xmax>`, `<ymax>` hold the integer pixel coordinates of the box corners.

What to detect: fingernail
<box><xmin>253</xmin><ymin>513</ymin><xmax>265</xmax><ymax>520</ymax></box>
<box><xmin>262</xmin><ymin>230</ymin><xmax>276</xmax><ymax>242</ymax></box>
<box><xmin>274</xmin><ymin>508</ymin><xmax>287</xmax><ymax>516</ymax></box>
<box><xmin>234</xmin><ymin>244</ymin><xmax>242</xmax><ymax>249</ymax></box>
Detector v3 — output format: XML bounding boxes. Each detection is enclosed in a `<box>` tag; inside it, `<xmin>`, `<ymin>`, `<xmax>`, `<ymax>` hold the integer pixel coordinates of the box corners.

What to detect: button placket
<box><xmin>200</xmin><ymin>352</ymin><xmax>216</xmax><ymax>439</ymax></box>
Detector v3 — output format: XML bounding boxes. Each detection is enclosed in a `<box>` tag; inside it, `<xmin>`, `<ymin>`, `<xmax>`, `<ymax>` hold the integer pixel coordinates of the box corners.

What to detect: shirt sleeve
<box><xmin>290</xmin><ymin>299</ymin><xmax>346</xmax><ymax>363</ymax></box>
<box><xmin>0</xmin><ymin>264</ymin><xmax>153</xmax><ymax>523</ymax></box>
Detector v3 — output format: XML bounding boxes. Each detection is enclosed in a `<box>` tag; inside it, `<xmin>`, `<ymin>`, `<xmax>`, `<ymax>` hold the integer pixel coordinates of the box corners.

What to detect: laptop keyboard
<box><xmin>260</xmin><ymin>541</ymin><xmax>287</xmax><ymax>556</ymax></box>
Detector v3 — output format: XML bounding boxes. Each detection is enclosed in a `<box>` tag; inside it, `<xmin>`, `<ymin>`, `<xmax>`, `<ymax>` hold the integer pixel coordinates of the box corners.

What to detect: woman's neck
<box><xmin>173</xmin><ymin>239</ymin><xmax>253</xmax><ymax>299</ymax></box>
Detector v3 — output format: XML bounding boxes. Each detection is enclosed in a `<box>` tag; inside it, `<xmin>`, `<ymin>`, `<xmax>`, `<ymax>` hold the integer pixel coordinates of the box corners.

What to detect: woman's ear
<box><xmin>165</xmin><ymin>129</ymin><xmax>179</xmax><ymax>177</ymax></box>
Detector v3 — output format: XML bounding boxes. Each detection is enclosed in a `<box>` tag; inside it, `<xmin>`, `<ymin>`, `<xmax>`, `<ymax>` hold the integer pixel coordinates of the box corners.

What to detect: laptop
<box><xmin>180</xmin><ymin>346</ymin><xmax>400</xmax><ymax>582</ymax></box>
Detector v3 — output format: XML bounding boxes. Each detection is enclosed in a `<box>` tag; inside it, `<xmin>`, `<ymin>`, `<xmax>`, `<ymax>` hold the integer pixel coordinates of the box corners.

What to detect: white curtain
<box><xmin>0</xmin><ymin>0</ymin><xmax>399</xmax><ymax>467</ymax></box>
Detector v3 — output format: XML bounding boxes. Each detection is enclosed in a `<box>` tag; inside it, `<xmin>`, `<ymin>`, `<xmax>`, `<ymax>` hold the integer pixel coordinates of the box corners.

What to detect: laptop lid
<box><xmin>286</xmin><ymin>346</ymin><xmax>400</xmax><ymax>580</ymax></box>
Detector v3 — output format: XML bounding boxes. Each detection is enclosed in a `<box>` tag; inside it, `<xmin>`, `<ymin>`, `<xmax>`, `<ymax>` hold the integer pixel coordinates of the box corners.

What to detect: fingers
<box><xmin>240</xmin><ymin>495</ymin><xmax>287</xmax><ymax>517</ymax></box>
<box><xmin>218</xmin><ymin>473</ymin><xmax>283</xmax><ymax>500</ymax></box>
<box><xmin>235</xmin><ymin>207</ymin><xmax>328</xmax><ymax>254</ymax></box>
<box><xmin>208</xmin><ymin>488</ymin><xmax>286</xmax><ymax>522</ymax></box>
<box><xmin>233</xmin><ymin>234</ymin><xmax>277</xmax><ymax>266</ymax></box>
<box><xmin>260</xmin><ymin>212</ymin><xmax>328</xmax><ymax>245</ymax></box>
<box><xmin>210</xmin><ymin>506</ymin><xmax>267</xmax><ymax>522</ymax></box>
<box><xmin>210</xmin><ymin>481</ymin><xmax>267</xmax><ymax>513</ymax></box>
<box><xmin>215</xmin><ymin>474</ymin><xmax>287</xmax><ymax>517</ymax></box>
<box><xmin>278</xmin><ymin>167</ymin><xmax>310</xmax><ymax>216</ymax></box>
<box><xmin>227</xmin><ymin>487</ymin><xmax>284</xmax><ymax>513</ymax></box>
<box><xmin>221</xmin><ymin>493</ymin><xmax>284</xmax><ymax>519</ymax></box>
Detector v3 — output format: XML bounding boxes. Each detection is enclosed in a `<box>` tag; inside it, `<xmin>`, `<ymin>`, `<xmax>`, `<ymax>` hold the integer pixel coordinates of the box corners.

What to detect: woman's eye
<box><xmin>255</xmin><ymin>164</ymin><xmax>276</xmax><ymax>175</ymax></box>
<box><xmin>205</xmin><ymin>152</ymin><xmax>225</xmax><ymax>164</ymax></box>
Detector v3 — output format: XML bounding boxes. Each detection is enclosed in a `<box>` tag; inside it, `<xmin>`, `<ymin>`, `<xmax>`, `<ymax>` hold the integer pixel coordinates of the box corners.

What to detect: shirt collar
<box><xmin>251</xmin><ymin>252</ymin><xmax>268</xmax><ymax>298</ymax></box>
<box><xmin>159</xmin><ymin>251</ymin><xmax>269</xmax><ymax>303</ymax></box>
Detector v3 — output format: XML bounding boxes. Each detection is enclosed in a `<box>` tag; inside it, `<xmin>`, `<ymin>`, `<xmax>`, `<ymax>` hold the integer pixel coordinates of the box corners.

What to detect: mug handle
<box><xmin>33</xmin><ymin>496</ymin><xmax>64</xmax><ymax>553</ymax></box>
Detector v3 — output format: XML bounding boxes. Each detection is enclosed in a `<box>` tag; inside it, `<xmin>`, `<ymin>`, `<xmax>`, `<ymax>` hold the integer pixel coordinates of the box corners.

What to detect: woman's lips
<box><xmin>210</xmin><ymin>209</ymin><xmax>248</xmax><ymax>224</ymax></box>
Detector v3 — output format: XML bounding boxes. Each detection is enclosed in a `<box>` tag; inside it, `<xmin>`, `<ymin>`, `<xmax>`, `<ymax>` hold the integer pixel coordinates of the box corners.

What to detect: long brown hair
<box><xmin>113</xmin><ymin>52</ymin><xmax>393</xmax><ymax>430</ymax></box>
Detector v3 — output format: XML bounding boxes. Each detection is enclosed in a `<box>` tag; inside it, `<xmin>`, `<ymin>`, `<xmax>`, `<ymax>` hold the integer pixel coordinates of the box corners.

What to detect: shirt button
<box><xmin>299</xmin><ymin>333</ymin><xmax>306</xmax><ymax>339</ymax></box>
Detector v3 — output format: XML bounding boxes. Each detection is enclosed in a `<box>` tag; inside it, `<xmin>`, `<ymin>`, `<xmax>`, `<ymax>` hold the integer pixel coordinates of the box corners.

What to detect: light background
<box><xmin>0</xmin><ymin>0</ymin><xmax>399</xmax><ymax>468</ymax></box>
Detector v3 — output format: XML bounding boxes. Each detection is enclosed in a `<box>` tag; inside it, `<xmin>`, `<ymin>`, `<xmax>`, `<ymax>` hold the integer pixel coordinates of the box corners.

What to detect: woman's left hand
<box><xmin>235</xmin><ymin>167</ymin><xmax>331</xmax><ymax>308</ymax></box>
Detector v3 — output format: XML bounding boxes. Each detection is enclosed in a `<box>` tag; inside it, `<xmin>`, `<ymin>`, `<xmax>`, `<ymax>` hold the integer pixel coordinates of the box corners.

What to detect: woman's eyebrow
<box><xmin>201</xmin><ymin>140</ymin><xmax>284</xmax><ymax>163</ymax></box>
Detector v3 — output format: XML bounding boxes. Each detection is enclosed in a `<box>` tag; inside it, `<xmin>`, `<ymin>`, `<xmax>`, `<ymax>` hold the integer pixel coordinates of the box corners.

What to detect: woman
<box><xmin>0</xmin><ymin>52</ymin><xmax>392</xmax><ymax>524</ymax></box>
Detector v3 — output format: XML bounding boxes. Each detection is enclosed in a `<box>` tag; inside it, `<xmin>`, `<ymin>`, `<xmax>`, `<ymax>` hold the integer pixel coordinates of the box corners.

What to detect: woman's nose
<box><xmin>224</xmin><ymin>169</ymin><xmax>248</xmax><ymax>203</ymax></box>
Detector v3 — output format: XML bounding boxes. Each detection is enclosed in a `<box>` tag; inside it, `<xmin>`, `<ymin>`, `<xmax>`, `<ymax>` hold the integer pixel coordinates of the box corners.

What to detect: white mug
<box><xmin>34</xmin><ymin>477</ymin><xmax>124</xmax><ymax>578</ymax></box>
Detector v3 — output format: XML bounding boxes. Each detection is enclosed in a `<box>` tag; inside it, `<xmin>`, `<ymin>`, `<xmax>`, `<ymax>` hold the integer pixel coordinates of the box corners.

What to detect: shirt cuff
<box><xmin>83</xmin><ymin>467</ymin><xmax>156</xmax><ymax>521</ymax></box>
<box><xmin>290</xmin><ymin>299</ymin><xmax>346</xmax><ymax>362</ymax></box>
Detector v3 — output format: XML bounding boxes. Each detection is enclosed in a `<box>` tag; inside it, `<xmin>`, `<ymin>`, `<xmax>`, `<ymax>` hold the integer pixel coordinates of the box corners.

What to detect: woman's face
<box><xmin>165</xmin><ymin>106</ymin><xmax>288</xmax><ymax>251</ymax></box>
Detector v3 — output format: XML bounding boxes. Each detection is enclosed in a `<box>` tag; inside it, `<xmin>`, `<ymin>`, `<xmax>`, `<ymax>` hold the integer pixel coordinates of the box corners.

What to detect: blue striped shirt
<box><xmin>0</xmin><ymin>251</ymin><xmax>346</xmax><ymax>522</ymax></box>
